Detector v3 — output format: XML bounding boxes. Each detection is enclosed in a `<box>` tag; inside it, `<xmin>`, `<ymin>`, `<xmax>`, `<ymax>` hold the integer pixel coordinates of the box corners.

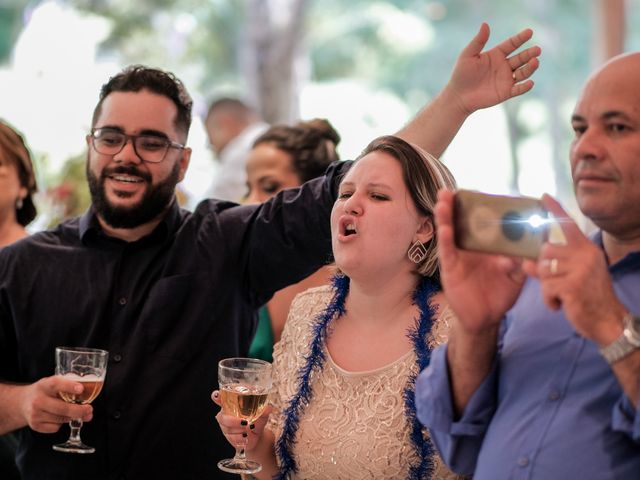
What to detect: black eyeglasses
<box><xmin>90</xmin><ymin>128</ymin><xmax>185</xmax><ymax>164</ymax></box>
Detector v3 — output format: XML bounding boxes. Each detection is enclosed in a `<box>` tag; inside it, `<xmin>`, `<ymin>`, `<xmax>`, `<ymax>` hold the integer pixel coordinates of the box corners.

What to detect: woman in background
<box><xmin>0</xmin><ymin>120</ymin><xmax>38</xmax><ymax>247</ymax></box>
<box><xmin>0</xmin><ymin>120</ymin><xmax>38</xmax><ymax>480</ymax></box>
<box><xmin>246</xmin><ymin>118</ymin><xmax>339</xmax><ymax>361</ymax></box>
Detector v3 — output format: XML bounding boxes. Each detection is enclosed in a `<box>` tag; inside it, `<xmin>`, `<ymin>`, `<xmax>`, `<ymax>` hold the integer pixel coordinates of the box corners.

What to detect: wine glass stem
<box><xmin>235</xmin><ymin>445</ymin><xmax>247</xmax><ymax>461</ymax></box>
<box><xmin>68</xmin><ymin>418</ymin><xmax>84</xmax><ymax>445</ymax></box>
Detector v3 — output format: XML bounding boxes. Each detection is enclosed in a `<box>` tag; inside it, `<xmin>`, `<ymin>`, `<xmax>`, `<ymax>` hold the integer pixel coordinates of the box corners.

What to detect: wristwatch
<box><xmin>599</xmin><ymin>312</ymin><xmax>640</xmax><ymax>365</ymax></box>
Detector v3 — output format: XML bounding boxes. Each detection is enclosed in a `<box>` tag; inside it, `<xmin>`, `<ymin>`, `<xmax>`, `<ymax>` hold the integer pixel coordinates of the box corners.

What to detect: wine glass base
<box><xmin>217</xmin><ymin>457</ymin><xmax>262</xmax><ymax>475</ymax></box>
<box><xmin>52</xmin><ymin>441</ymin><xmax>95</xmax><ymax>454</ymax></box>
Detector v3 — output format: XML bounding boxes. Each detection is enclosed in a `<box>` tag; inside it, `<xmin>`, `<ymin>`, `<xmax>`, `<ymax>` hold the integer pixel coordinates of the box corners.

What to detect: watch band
<box><xmin>599</xmin><ymin>312</ymin><xmax>640</xmax><ymax>365</ymax></box>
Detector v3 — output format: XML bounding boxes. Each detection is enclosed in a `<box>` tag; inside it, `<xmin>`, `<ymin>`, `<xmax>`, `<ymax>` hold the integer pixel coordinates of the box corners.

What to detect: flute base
<box><xmin>52</xmin><ymin>440</ymin><xmax>95</xmax><ymax>454</ymax></box>
<box><xmin>217</xmin><ymin>457</ymin><xmax>262</xmax><ymax>474</ymax></box>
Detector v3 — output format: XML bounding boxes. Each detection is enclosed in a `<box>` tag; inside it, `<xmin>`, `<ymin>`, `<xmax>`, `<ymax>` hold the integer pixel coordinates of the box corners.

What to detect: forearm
<box><xmin>446</xmin><ymin>323</ymin><xmax>500</xmax><ymax>417</ymax></box>
<box><xmin>0</xmin><ymin>382</ymin><xmax>27</xmax><ymax>434</ymax></box>
<box><xmin>395</xmin><ymin>85</ymin><xmax>469</xmax><ymax>159</ymax></box>
<box><xmin>247</xmin><ymin>428</ymin><xmax>279</xmax><ymax>480</ymax></box>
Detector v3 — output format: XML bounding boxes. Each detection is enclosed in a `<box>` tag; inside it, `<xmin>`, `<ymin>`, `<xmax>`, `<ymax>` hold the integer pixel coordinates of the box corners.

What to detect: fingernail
<box><xmin>249</xmin><ymin>424</ymin><xmax>255</xmax><ymax>430</ymax></box>
<box><xmin>240</xmin><ymin>420</ymin><xmax>248</xmax><ymax>426</ymax></box>
<box><xmin>242</xmin><ymin>432</ymin><xmax>248</xmax><ymax>438</ymax></box>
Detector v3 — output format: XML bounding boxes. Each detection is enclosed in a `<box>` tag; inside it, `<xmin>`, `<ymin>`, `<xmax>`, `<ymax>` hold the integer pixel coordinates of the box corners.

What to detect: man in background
<box><xmin>205</xmin><ymin>97</ymin><xmax>268</xmax><ymax>201</ymax></box>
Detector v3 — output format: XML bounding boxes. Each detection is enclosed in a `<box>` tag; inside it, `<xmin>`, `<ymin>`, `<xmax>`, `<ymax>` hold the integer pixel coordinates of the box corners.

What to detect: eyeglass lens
<box><xmin>93</xmin><ymin>130</ymin><xmax>170</xmax><ymax>163</ymax></box>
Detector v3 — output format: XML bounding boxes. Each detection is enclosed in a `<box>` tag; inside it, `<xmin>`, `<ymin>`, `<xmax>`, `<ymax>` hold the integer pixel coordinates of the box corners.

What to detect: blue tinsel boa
<box><xmin>274</xmin><ymin>274</ymin><xmax>440</xmax><ymax>480</ymax></box>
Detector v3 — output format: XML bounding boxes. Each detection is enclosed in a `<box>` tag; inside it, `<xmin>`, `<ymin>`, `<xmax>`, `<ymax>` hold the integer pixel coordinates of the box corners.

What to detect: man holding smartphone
<box><xmin>416</xmin><ymin>53</ymin><xmax>640</xmax><ymax>479</ymax></box>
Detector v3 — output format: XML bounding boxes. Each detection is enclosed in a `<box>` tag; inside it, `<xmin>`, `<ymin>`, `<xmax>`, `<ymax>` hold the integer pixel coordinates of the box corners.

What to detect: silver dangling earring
<box><xmin>16</xmin><ymin>197</ymin><xmax>24</xmax><ymax>210</ymax></box>
<box><xmin>407</xmin><ymin>240</ymin><xmax>427</xmax><ymax>264</ymax></box>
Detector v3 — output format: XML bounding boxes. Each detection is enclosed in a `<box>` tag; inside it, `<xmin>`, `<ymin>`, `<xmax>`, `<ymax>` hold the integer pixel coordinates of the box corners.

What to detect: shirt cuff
<box><xmin>416</xmin><ymin>343</ymin><xmax>499</xmax><ymax>436</ymax></box>
<box><xmin>612</xmin><ymin>394</ymin><xmax>640</xmax><ymax>443</ymax></box>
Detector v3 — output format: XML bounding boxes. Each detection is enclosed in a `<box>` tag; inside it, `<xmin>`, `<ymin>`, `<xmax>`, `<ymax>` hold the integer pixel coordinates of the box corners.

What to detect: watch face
<box><xmin>629</xmin><ymin>315</ymin><xmax>640</xmax><ymax>346</ymax></box>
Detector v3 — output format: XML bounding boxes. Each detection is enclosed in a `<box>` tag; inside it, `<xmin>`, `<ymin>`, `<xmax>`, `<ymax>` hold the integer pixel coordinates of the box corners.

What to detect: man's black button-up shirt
<box><xmin>0</xmin><ymin>161</ymin><xmax>347</xmax><ymax>479</ymax></box>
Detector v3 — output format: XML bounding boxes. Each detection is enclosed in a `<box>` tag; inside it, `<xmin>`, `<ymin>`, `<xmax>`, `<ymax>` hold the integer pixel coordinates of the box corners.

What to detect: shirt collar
<box><xmin>79</xmin><ymin>199</ymin><xmax>181</xmax><ymax>245</ymax></box>
<box><xmin>591</xmin><ymin>229</ymin><xmax>640</xmax><ymax>273</ymax></box>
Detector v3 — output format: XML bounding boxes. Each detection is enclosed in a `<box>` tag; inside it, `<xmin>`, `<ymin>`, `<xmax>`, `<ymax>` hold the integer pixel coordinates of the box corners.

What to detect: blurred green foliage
<box><xmin>43</xmin><ymin>152</ymin><xmax>90</xmax><ymax>227</ymax></box>
<box><xmin>0</xmin><ymin>1</ymin><xmax>31</xmax><ymax>64</ymax></box>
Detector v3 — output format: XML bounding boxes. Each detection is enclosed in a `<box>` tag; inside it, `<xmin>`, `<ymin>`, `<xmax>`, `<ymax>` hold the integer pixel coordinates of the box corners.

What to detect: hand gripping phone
<box><xmin>453</xmin><ymin>189</ymin><xmax>549</xmax><ymax>259</ymax></box>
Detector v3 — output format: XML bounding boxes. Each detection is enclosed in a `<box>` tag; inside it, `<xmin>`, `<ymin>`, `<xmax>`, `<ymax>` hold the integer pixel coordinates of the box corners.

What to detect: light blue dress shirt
<box><xmin>416</xmin><ymin>235</ymin><xmax>640</xmax><ymax>479</ymax></box>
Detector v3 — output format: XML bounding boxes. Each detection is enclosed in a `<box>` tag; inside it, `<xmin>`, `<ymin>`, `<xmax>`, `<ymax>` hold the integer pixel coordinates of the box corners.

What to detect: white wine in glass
<box><xmin>52</xmin><ymin>347</ymin><xmax>108</xmax><ymax>454</ymax></box>
<box><xmin>217</xmin><ymin>357</ymin><xmax>272</xmax><ymax>475</ymax></box>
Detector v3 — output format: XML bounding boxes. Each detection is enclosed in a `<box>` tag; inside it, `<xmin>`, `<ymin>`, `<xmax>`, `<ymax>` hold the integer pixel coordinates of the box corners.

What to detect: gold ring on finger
<box><xmin>550</xmin><ymin>258</ymin><xmax>559</xmax><ymax>275</ymax></box>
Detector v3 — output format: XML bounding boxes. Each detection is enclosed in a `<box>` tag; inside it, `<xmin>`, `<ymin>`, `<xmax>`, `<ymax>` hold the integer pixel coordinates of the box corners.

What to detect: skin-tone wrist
<box><xmin>438</xmin><ymin>82</ymin><xmax>476</xmax><ymax>118</ymax></box>
<box><xmin>246</xmin><ymin>428</ymin><xmax>278</xmax><ymax>480</ymax></box>
<box><xmin>446</xmin><ymin>321</ymin><xmax>500</xmax><ymax>417</ymax></box>
<box><xmin>590</xmin><ymin>308</ymin><xmax>627</xmax><ymax>348</ymax></box>
<box><xmin>0</xmin><ymin>383</ymin><xmax>29</xmax><ymax>434</ymax></box>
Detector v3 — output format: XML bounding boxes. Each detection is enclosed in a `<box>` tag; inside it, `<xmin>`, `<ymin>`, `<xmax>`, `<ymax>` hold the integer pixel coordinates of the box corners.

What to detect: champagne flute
<box><xmin>217</xmin><ymin>357</ymin><xmax>272</xmax><ymax>475</ymax></box>
<box><xmin>52</xmin><ymin>347</ymin><xmax>108</xmax><ymax>454</ymax></box>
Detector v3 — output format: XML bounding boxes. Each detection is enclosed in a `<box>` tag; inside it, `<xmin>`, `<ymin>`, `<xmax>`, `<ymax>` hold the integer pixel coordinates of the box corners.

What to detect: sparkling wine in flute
<box><xmin>219</xmin><ymin>384</ymin><xmax>269</xmax><ymax>424</ymax></box>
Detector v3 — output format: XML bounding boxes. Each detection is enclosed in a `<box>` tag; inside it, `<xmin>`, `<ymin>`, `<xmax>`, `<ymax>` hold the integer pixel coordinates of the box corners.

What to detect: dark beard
<box><xmin>86</xmin><ymin>161</ymin><xmax>181</xmax><ymax>229</ymax></box>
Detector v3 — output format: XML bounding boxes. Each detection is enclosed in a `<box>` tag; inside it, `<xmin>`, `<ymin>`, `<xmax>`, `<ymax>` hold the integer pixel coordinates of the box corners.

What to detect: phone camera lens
<box><xmin>501</xmin><ymin>211</ymin><xmax>526</xmax><ymax>241</ymax></box>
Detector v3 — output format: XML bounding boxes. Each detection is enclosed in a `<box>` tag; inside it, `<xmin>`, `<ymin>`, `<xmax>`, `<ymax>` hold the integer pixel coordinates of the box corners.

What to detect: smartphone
<box><xmin>453</xmin><ymin>189</ymin><xmax>549</xmax><ymax>259</ymax></box>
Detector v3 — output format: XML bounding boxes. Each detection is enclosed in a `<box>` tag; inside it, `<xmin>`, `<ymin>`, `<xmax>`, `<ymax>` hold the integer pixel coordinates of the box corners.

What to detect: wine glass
<box><xmin>217</xmin><ymin>357</ymin><xmax>272</xmax><ymax>475</ymax></box>
<box><xmin>52</xmin><ymin>347</ymin><xmax>108</xmax><ymax>454</ymax></box>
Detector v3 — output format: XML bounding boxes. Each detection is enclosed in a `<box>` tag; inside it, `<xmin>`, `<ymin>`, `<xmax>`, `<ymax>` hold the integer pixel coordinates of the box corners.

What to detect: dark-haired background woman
<box><xmin>245</xmin><ymin>118</ymin><xmax>340</xmax><ymax>361</ymax></box>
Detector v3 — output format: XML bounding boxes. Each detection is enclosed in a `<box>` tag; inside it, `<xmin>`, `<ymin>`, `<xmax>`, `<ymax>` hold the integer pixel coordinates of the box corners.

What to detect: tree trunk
<box><xmin>243</xmin><ymin>0</ymin><xmax>309</xmax><ymax>124</ymax></box>
<box><xmin>504</xmin><ymin>101</ymin><xmax>520</xmax><ymax>194</ymax></box>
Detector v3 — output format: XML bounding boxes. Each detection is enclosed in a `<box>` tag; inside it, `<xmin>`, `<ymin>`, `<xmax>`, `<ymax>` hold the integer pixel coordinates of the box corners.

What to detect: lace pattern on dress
<box><xmin>267</xmin><ymin>285</ymin><xmax>460</xmax><ymax>480</ymax></box>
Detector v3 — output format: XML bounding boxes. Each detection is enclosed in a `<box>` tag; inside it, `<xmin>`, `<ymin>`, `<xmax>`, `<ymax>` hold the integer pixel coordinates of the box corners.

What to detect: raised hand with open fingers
<box><xmin>448</xmin><ymin>22</ymin><xmax>541</xmax><ymax>114</ymax></box>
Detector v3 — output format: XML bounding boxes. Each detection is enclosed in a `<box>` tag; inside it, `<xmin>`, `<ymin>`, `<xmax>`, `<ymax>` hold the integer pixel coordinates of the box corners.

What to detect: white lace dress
<box><xmin>266</xmin><ymin>285</ymin><xmax>460</xmax><ymax>480</ymax></box>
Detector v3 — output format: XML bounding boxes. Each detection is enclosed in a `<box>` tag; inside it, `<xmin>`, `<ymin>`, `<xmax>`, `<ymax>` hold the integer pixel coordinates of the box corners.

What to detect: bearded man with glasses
<box><xmin>0</xmin><ymin>24</ymin><xmax>540</xmax><ymax>480</ymax></box>
<box><xmin>82</xmin><ymin>67</ymin><xmax>193</xmax><ymax>238</ymax></box>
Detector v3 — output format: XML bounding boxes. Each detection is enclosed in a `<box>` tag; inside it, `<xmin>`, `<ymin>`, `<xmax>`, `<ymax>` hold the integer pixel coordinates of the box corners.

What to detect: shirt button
<box><xmin>548</xmin><ymin>390</ymin><xmax>560</xmax><ymax>401</ymax></box>
<box><xmin>518</xmin><ymin>457</ymin><xmax>529</xmax><ymax>467</ymax></box>
<box><xmin>112</xmin><ymin>410</ymin><xmax>122</xmax><ymax>420</ymax></box>
<box><xmin>113</xmin><ymin>354</ymin><xmax>123</xmax><ymax>363</ymax></box>
<box><xmin>118</xmin><ymin>297</ymin><xmax>127</xmax><ymax>306</ymax></box>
